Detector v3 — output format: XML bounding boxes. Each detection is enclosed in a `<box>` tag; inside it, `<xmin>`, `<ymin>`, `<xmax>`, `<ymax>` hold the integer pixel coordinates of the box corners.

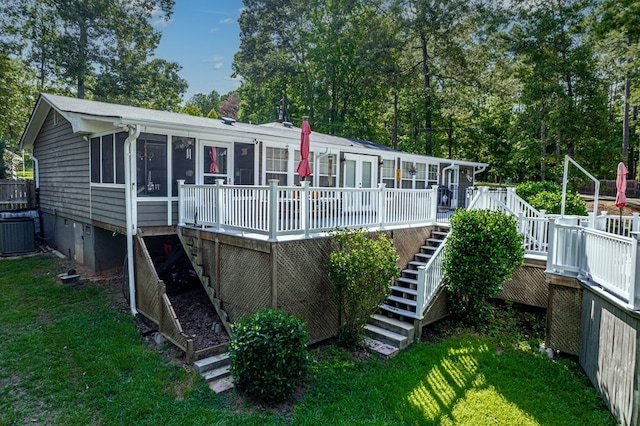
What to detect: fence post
<box><xmin>268</xmin><ymin>180</ymin><xmax>279</xmax><ymax>241</ymax></box>
<box><xmin>631</xmin><ymin>232</ymin><xmax>640</xmax><ymax>310</ymax></box>
<box><xmin>378</xmin><ymin>183</ymin><xmax>386</xmax><ymax>228</ymax></box>
<box><xmin>430</xmin><ymin>185</ymin><xmax>438</xmax><ymax>221</ymax></box>
<box><xmin>415</xmin><ymin>266</ymin><xmax>426</xmax><ymax>320</ymax></box>
<box><xmin>633</xmin><ymin>213</ymin><xmax>640</xmax><ymax>234</ymax></box>
<box><xmin>215</xmin><ymin>179</ymin><xmax>224</xmax><ymax>231</ymax></box>
<box><xmin>177</xmin><ymin>180</ymin><xmax>185</xmax><ymax>226</ymax></box>
<box><xmin>301</xmin><ymin>181</ymin><xmax>310</xmax><ymax>238</ymax></box>
<box><xmin>546</xmin><ymin>219</ymin><xmax>556</xmax><ymax>273</ymax></box>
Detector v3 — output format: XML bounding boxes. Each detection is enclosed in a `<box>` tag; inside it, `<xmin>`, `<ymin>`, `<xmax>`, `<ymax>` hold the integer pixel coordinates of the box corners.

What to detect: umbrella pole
<box><xmin>620</xmin><ymin>207</ymin><xmax>623</xmax><ymax>235</ymax></box>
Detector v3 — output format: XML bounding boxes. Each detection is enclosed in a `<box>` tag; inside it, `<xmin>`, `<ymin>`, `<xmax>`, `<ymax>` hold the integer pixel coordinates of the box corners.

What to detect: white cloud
<box><xmin>219</xmin><ymin>18</ymin><xmax>235</xmax><ymax>25</ymax></box>
<box><xmin>209</xmin><ymin>27</ymin><xmax>220</xmax><ymax>33</ymax></box>
<box><xmin>204</xmin><ymin>56</ymin><xmax>224</xmax><ymax>70</ymax></box>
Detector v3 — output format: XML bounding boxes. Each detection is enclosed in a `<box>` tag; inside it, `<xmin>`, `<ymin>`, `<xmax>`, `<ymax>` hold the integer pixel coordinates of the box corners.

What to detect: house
<box><xmin>18</xmin><ymin>93</ymin><xmax>486</xmax><ymax>352</ymax></box>
<box><xmin>19</xmin><ymin>93</ymin><xmax>486</xmax><ymax>270</ymax></box>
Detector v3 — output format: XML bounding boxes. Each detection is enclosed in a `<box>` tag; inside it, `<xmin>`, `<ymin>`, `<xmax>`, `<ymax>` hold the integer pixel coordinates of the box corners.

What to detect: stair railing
<box><xmin>415</xmin><ymin>236</ymin><xmax>447</xmax><ymax>319</ymax></box>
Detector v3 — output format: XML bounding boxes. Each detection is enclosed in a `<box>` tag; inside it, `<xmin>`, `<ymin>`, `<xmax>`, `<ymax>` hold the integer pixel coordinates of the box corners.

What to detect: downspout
<box><xmin>472</xmin><ymin>165</ymin><xmax>487</xmax><ymax>184</ymax></box>
<box><xmin>440</xmin><ymin>163</ymin><xmax>455</xmax><ymax>186</ymax></box>
<box><xmin>29</xmin><ymin>154</ymin><xmax>39</xmax><ymax>189</ymax></box>
<box><xmin>124</xmin><ymin>124</ymin><xmax>141</xmax><ymax>314</ymax></box>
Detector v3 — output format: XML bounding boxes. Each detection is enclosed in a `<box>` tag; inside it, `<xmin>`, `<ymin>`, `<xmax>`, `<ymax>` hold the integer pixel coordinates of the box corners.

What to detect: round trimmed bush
<box><xmin>228</xmin><ymin>309</ymin><xmax>310</xmax><ymax>402</ymax></box>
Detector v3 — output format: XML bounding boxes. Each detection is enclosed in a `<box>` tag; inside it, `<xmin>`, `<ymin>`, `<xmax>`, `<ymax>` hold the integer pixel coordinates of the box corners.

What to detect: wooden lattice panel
<box><xmin>276</xmin><ymin>238</ymin><xmax>337</xmax><ymax>342</ymax></box>
<box><xmin>392</xmin><ymin>227</ymin><xmax>433</xmax><ymax>269</ymax></box>
<box><xmin>134</xmin><ymin>235</ymin><xmax>161</xmax><ymax>324</ymax></box>
<box><xmin>218</xmin><ymin>243</ymin><xmax>271</xmax><ymax>323</ymax></box>
<box><xmin>547</xmin><ymin>283</ymin><xmax>582</xmax><ymax>356</ymax></box>
<box><xmin>497</xmin><ymin>260</ymin><xmax>548</xmax><ymax>308</ymax></box>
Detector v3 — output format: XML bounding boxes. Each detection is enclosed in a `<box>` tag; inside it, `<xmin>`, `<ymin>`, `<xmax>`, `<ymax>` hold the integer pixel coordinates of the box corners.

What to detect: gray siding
<box><xmin>137</xmin><ymin>201</ymin><xmax>169</xmax><ymax>226</ymax></box>
<box><xmin>33</xmin><ymin>110</ymin><xmax>90</xmax><ymax>223</ymax></box>
<box><xmin>91</xmin><ymin>186</ymin><xmax>126</xmax><ymax>228</ymax></box>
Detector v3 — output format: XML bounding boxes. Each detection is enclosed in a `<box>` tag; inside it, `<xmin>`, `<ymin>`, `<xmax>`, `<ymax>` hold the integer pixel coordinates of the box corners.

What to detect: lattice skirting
<box><xmin>547</xmin><ymin>283</ymin><xmax>582</xmax><ymax>356</ymax></box>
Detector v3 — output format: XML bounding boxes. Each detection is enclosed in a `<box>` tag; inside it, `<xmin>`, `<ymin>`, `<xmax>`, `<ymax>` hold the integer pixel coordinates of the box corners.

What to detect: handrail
<box><xmin>415</xmin><ymin>235</ymin><xmax>447</xmax><ymax>319</ymax></box>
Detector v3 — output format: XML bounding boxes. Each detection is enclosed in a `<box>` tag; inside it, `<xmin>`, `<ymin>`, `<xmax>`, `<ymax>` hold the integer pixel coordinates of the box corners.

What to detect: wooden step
<box><xmin>364</xmin><ymin>323</ymin><xmax>409</xmax><ymax>350</ymax></box>
<box><xmin>380</xmin><ymin>304</ymin><xmax>420</xmax><ymax>321</ymax></box>
<box><xmin>402</xmin><ymin>269</ymin><xmax>418</xmax><ymax>277</ymax></box>
<box><xmin>369</xmin><ymin>313</ymin><xmax>415</xmax><ymax>340</ymax></box>
<box><xmin>433</xmin><ymin>230</ymin><xmax>449</xmax><ymax>237</ymax></box>
<box><xmin>415</xmin><ymin>254</ymin><xmax>433</xmax><ymax>264</ymax></box>
<box><xmin>395</xmin><ymin>277</ymin><xmax>418</xmax><ymax>288</ymax></box>
<box><xmin>408</xmin><ymin>260</ymin><xmax>427</xmax><ymax>269</ymax></box>
<box><xmin>388</xmin><ymin>295</ymin><xmax>417</xmax><ymax>307</ymax></box>
<box><xmin>193</xmin><ymin>352</ymin><xmax>230</xmax><ymax>374</ymax></box>
<box><xmin>426</xmin><ymin>238</ymin><xmax>443</xmax><ymax>245</ymax></box>
<box><xmin>391</xmin><ymin>285</ymin><xmax>417</xmax><ymax>296</ymax></box>
<box><xmin>421</xmin><ymin>245</ymin><xmax>439</xmax><ymax>251</ymax></box>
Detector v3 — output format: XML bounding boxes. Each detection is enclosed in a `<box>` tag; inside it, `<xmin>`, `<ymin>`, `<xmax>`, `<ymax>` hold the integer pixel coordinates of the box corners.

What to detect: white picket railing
<box><xmin>547</xmin><ymin>219</ymin><xmax>640</xmax><ymax>310</ymax></box>
<box><xmin>178</xmin><ymin>180</ymin><xmax>438</xmax><ymax>241</ymax></box>
<box><xmin>415</xmin><ymin>237</ymin><xmax>447</xmax><ymax>319</ymax></box>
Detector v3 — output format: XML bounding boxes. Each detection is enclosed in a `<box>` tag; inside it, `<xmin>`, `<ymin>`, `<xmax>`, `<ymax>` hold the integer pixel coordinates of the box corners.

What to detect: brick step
<box><xmin>364</xmin><ymin>323</ymin><xmax>409</xmax><ymax>350</ymax></box>
<box><xmin>202</xmin><ymin>365</ymin><xmax>231</xmax><ymax>383</ymax></box>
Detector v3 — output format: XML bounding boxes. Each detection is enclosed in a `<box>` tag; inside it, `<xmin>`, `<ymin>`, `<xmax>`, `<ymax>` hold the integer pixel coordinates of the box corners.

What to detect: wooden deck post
<box><xmin>215</xmin><ymin>179</ymin><xmax>224</xmax><ymax>232</ymax></box>
<box><xmin>378</xmin><ymin>183</ymin><xmax>386</xmax><ymax>228</ymax></box>
<box><xmin>301</xmin><ymin>181</ymin><xmax>310</xmax><ymax>238</ymax></box>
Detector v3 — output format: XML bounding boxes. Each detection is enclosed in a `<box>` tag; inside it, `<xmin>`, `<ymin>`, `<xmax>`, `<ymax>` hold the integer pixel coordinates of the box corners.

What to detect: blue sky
<box><xmin>154</xmin><ymin>0</ymin><xmax>245</xmax><ymax>102</ymax></box>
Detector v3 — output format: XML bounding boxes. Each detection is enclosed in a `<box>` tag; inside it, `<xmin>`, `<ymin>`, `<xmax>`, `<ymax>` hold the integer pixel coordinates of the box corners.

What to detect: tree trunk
<box><xmin>392</xmin><ymin>92</ymin><xmax>398</xmax><ymax>150</ymax></box>
<box><xmin>420</xmin><ymin>34</ymin><xmax>432</xmax><ymax>156</ymax></box>
<box><xmin>623</xmin><ymin>76</ymin><xmax>631</xmax><ymax>165</ymax></box>
<box><xmin>77</xmin><ymin>21</ymin><xmax>88</xmax><ymax>99</ymax></box>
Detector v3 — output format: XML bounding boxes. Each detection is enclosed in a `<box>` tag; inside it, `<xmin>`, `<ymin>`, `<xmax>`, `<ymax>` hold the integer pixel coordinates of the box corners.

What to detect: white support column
<box><xmin>301</xmin><ymin>181</ymin><xmax>310</xmax><ymax>238</ymax></box>
<box><xmin>268</xmin><ymin>180</ymin><xmax>279</xmax><ymax>242</ymax></box>
<box><xmin>378</xmin><ymin>183</ymin><xmax>386</xmax><ymax>228</ymax></box>
<box><xmin>177</xmin><ymin>180</ymin><xmax>185</xmax><ymax>226</ymax></box>
<box><xmin>631</xmin><ymin>232</ymin><xmax>640</xmax><ymax>310</ymax></box>
<box><xmin>215</xmin><ymin>179</ymin><xmax>224</xmax><ymax>232</ymax></box>
<box><xmin>430</xmin><ymin>185</ymin><xmax>438</xmax><ymax>221</ymax></box>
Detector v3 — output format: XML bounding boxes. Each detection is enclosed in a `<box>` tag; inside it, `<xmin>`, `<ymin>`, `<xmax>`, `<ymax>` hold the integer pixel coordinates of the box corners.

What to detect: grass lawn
<box><xmin>0</xmin><ymin>255</ymin><xmax>619</xmax><ymax>425</ymax></box>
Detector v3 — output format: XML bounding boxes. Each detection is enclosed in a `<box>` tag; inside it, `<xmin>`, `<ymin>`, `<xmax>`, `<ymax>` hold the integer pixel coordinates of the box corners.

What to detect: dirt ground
<box><xmin>586</xmin><ymin>198</ymin><xmax>640</xmax><ymax>215</ymax></box>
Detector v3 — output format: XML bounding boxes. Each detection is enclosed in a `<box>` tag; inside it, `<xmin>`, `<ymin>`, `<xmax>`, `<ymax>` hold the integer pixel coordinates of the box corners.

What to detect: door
<box><xmin>443</xmin><ymin>167</ymin><xmax>460</xmax><ymax>208</ymax></box>
<box><xmin>234</xmin><ymin>142</ymin><xmax>255</xmax><ymax>185</ymax></box>
<box><xmin>343</xmin><ymin>154</ymin><xmax>377</xmax><ymax>213</ymax></box>
<box><xmin>201</xmin><ymin>141</ymin><xmax>230</xmax><ymax>184</ymax></box>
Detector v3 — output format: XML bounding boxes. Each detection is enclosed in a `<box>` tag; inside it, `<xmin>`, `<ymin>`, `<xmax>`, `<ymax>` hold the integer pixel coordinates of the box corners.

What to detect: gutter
<box><xmin>29</xmin><ymin>154</ymin><xmax>39</xmax><ymax>189</ymax></box>
<box><xmin>124</xmin><ymin>124</ymin><xmax>141</xmax><ymax>314</ymax></box>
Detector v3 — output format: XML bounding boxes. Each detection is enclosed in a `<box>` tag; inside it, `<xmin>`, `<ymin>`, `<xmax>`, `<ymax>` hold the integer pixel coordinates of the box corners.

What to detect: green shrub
<box><xmin>326</xmin><ymin>228</ymin><xmax>400</xmax><ymax>348</ymax></box>
<box><xmin>443</xmin><ymin>209</ymin><xmax>524</xmax><ymax>327</ymax></box>
<box><xmin>515</xmin><ymin>181</ymin><xmax>562</xmax><ymax>201</ymax></box>
<box><xmin>528</xmin><ymin>191</ymin><xmax>588</xmax><ymax>216</ymax></box>
<box><xmin>515</xmin><ymin>181</ymin><xmax>587</xmax><ymax>215</ymax></box>
<box><xmin>228</xmin><ymin>308</ymin><xmax>310</xmax><ymax>402</ymax></box>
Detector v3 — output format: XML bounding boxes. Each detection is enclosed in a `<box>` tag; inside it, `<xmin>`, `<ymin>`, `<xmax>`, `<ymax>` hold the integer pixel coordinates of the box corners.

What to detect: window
<box><xmin>172</xmin><ymin>136</ymin><xmax>195</xmax><ymax>196</ymax></box>
<box><xmin>136</xmin><ymin>133</ymin><xmax>167</xmax><ymax>197</ymax></box>
<box><xmin>401</xmin><ymin>161</ymin><xmax>414</xmax><ymax>189</ymax></box>
<box><xmin>428</xmin><ymin>164</ymin><xmax>438</xmax><ymax>188</ymax></box>
<box><xmin>293</xmin><ymin>150</ymin><xmax>314</xmax><ymax>185</ymax></box>
<box><xmin>415</xmin><ymin>163</ymin><xmax>427</xmax><ymax>189</ymax></box>
<box><xmin>90</xmin><ymin>131</ymin><xmax>126</xmax><ymax>184</ymax></box>
<box><xmin>382</xmin><ymin>159</ymin><xmax>395</xmax><ymax>189</ymax></box>
<box><xmin>265</xmin><ymin>146</ymin><xmax>287</xmax><ymax>185</ymax></box>
<box><xmin>203</xmin><ymin>145</ymin><xmax>228</xmax><ymax>184</ymax></box>
<box><xmin>101</xmin><ymin>134</ymin><xmax>114</xmax><ymax>183</ymax></box>
<box><xmin>317</xmin><ymin>154</ymin><xmax>337</xmax><ymax>187</ymax></box>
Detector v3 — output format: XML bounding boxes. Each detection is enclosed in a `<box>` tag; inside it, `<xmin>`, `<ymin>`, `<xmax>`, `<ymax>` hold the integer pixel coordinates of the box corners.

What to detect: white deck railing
<box><xmin>415</xmin><ymin>237</ymin><xmax>447</xmax><ymax>319</ymax></box>
<box><xmin>178</xmin><ymin>180</ymin><xmax>438</xmax><ymax>241</ymax></box>
<box><xmin>547</xmin><ymin>219</ymin><xmax>640</xmax><ymax>310</ymax></box>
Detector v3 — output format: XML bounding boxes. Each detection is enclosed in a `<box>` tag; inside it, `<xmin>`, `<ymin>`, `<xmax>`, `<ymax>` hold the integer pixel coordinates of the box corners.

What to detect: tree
<box><xmin>593</xmin><ymin>0</ymin><xmax>640</xmax><ymax>171</ymax></box>
<box><xmin>326</xmin><ymin>228</ymin><xmax>399</xmax><ymax>348</ymax></box>
<box><xmin>2</xmin><ymin>0</ymin><xmax>186</xmax><ymax>108</ymax></box>
<box><xmin>220</xmin><ymin>92</ymin><xmax>241</xmax><ymax>119</ymax></box>
<box><xmin>180</xmin><ymin>103</ymin><xmax>203</xmax><ymax>117</ymax></box>
<box><xmin>0</xmin><ymin>51</ymin><xmax>36</xmax><ymax>150</ymax></box>
<box><xmin>507</xmin><ymin>0</ymin><xmax>611</xmax><ymax>181</ymax></box>
<box><xmin>185</xmin><ymin>91</ymin><xmax>221</xmax><ymax>117</ymax></box>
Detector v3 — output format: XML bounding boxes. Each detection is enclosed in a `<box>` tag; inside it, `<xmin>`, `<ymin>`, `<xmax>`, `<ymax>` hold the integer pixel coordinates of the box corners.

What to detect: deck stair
<box><xmin>193</xmin><ymin>352</ymin><xmax>235</xmax><ymax>393</ymax></box>
<box><xmin>365</xmin><ymin>226</ymin><xmax>450</xmax><ymax>357</ymax></box>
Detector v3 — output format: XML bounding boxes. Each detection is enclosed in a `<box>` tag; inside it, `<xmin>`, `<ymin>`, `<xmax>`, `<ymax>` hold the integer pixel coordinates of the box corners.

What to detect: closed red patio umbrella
<box><xmin>615</xmin><ymin>162</ymin><xmax>628</xmax><ymax>235</ymax></box>
<box><xmin>296</xmin><ymin>117</ymin><xmax>312</xmax><ymax>180</ymax></box>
